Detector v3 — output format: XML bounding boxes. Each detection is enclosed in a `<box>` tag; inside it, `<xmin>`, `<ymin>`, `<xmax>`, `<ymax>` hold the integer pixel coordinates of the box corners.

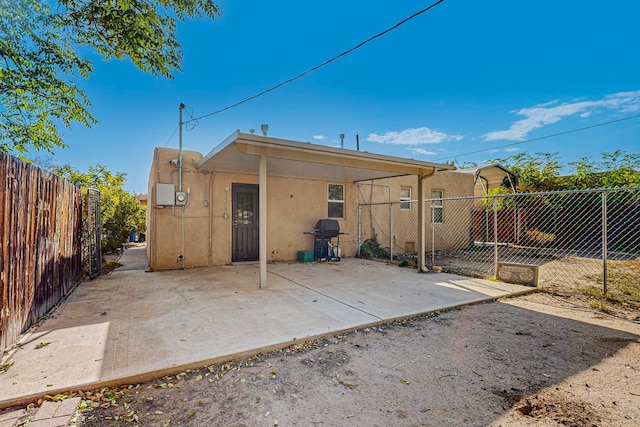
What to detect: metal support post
<box><xmin>493</xmin><ymin>196</ymin><xmax>498</xmax><ymax>279</ymax></box>
<box><xmin>431</xmin><ymin>200</ymin><xmax>435</xmax><ymax>267</ymax></box>
<box><xmin>389</xmin><ymin>202</ymin><xmax>393</xmax><ymax>261</ymax></box>
<box><xmin>602</xmin><ymin>190</ymin><xmax>608</xmax><ymax>295</ymax></box>
<box><xmin>259</xmin><ymin>153</ymin><xmax>267</xmax><ymax>289</ymax></box>
<box><xmin>417</xmin><ymin>175</ymin><xmax>426</xmax><ymax>272</ymax></box>
<box><xmin>357</xmin><ymin>205</ymin><xmax>362</xmax><ymax>256</ymax></box>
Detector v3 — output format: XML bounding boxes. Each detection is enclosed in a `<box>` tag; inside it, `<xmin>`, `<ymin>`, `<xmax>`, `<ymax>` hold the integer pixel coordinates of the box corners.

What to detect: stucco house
<box><xmin>146</xmin><ymin>130</ymin><xmax>511</xmax><ymax>287</ymax></box>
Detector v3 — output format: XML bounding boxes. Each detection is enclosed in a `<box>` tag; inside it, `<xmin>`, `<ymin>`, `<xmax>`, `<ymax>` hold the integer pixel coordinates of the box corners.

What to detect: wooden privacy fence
<box><xmin>1</xmin><ymin>152</ymin><xmax>84</xmax><ymax>353</ymax></box>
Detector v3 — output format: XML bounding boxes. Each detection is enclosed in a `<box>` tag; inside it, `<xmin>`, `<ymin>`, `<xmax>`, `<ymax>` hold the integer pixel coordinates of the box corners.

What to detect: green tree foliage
<box><xmin>493</xmin><ymin>150</ymin><xmax>640</xmax><ymax>191</ymax></box>
<box><xmin>1</xmin><ymin>0</ymin><xmax>220</xmax><ymax>154</ymax></box>
<box><xmin>564</xmin><ymin>150</ymin><xmax>640</xmax><ymax>189</ymax></box>
<box><xmin>51</xmin><ymin>164</ymin><xmax>146</xmax><ymax>253</ymax></box>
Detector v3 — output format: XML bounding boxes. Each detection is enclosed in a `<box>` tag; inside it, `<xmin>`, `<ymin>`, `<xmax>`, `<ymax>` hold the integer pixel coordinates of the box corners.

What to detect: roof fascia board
<box><xmin>236</xmin><ymin>144</ymin><xmax>445</xmax><ymax>177</ymax></box>
<box><xmin>234</xmin><ymin>132</ymin><xmax>453</xmax><ymax>171</ymax></box>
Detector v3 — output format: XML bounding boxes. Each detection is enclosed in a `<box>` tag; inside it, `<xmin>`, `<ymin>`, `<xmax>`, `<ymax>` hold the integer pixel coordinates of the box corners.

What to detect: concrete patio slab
<box><xmin>0</xmin><ymin>249</ymin><xmax>533</xmax><ymax>409</ymax></box>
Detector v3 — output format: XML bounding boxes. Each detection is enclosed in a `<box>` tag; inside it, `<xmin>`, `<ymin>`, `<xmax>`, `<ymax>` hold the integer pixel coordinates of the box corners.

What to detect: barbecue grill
<box><xmin>305</xmin><ymin>219</ymin><xmax>343</xmax><ymax>261</ymax></box>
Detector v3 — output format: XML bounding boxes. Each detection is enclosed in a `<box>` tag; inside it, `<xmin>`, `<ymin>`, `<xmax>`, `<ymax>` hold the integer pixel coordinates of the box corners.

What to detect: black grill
<box><xmin>304</xmin><ymin>219</ymin><xmax>342</xmax><ymax>261</ymax></box>
<box><xmin>313</xmin><ymin>219</ymin><xmax>340</xmax><ymax>239</ymax></box>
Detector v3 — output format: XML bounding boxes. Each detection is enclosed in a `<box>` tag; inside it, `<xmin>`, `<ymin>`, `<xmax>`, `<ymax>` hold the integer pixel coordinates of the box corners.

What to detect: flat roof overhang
<box><xmin>196</xmin><ymin>131</ymin><xmax>453</xmax><ymax>181</ymax></box>
<box><xmin>195</xmin><ymin>130</ymin><xmax>453</xmax><ymax>289</ymax></box>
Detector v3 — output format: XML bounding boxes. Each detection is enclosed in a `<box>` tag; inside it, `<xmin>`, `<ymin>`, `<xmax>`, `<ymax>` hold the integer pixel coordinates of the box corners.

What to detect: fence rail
<box><xmin>1</xmin><ymin>153</ymin><xmax>87</xmax><ymax>353</ymax></box>
<box><xmin>358</xmin><ymin>188</ymin><xmax>640</xmax><ymax>297</ymax></box>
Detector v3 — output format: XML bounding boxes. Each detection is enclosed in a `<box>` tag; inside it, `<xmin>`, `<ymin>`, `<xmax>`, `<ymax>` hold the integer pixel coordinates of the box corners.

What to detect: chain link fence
<box><xmin>358</xmin><ymin>188</ymin><xmax>640</xmax><ymax>299</ymax></box>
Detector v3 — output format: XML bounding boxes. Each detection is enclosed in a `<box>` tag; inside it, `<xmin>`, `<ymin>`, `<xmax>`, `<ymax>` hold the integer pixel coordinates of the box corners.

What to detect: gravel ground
<box><xmin>68</xmin><ymin>292</ymin><xmax>640</xmax><ymax>427</ymax></box>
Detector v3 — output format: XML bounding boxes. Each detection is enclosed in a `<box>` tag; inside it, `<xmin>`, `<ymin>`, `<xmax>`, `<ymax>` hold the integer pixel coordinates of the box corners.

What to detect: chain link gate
<box><xmin>83</xmin><ymin>187</ymin><xmax>102</xmax><ymax>279</ymax></box>
<box><xmin>359</xmin><ymin>188</ymin><xmax>640</xmax><ymax>296</ymax></box>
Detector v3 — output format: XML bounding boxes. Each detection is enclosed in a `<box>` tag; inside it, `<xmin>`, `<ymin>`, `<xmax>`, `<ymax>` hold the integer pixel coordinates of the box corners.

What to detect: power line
<box><xmin>164</xmin><ymin>125</ymin><xmax>179</xmax><ymax>146</ymax></box>
<box><xmin>435</xmin><ymin>113</ymin><xmax>640</xmax><ymax>162</ymax></box>
<box><xmin>187</xmin><ymin>0</ymin><xmax>446</xmax><ymax>123</ymax></box>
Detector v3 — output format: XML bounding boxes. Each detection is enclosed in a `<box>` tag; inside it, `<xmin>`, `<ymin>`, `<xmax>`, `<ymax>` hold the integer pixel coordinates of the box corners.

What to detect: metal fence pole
<box><xmin>389</xmin><ymin>202</ymin><xmax>394</xmax><ymax>261</ymax></box>
<box><xmin>516</xmin><ymin>207</ymin><xmax>521</xmax><ymax>244</ymax></box>
<box><xmin>493</xmin><ymin>196</ymin><xmax>499</xmax><ymax>278</ymax></box>
<box><xmin>431</xmin><ymin>200</ymin><xmax>435</xmax><ymax>267</ymax></box>
<box><xmin>357</xmin><ymin>204</ymin><xmax>362</xmax><ymax>257</ymax></box>
<box><xmin>602</xmin><ymin>190</ymin><xmax>608</xmax><ymax>295</ymax></box>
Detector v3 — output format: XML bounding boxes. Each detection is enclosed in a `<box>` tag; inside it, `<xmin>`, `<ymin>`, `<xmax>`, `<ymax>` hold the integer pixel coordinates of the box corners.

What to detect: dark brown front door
<box><xmin>232</xmin><ymin>183</ymin><xmax>259</xmax><ymax>262</ymax></box>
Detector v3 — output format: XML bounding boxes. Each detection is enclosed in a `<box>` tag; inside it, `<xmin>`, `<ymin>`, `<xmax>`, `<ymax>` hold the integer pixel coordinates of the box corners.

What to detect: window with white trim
<box><xmin>400</xmin><ymin>187</ymin><xmax>412</xmax><ymax>210</ymax></box>
<box><xmin>431</xmin><ymin>189</ymin><xmax>443</xmax><ymax>223</ymax></box>
<box><xmin>328</xmin><ymin>184</ymin><xmax>344</xmax><ymax>218</ymax></box>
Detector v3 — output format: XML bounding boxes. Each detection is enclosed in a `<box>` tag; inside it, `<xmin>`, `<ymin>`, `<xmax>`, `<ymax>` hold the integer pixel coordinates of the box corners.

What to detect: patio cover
<box><xmin>197</xmin><ymin>131</ymin><xmax>454</xmax><ymax>287</ymax></box>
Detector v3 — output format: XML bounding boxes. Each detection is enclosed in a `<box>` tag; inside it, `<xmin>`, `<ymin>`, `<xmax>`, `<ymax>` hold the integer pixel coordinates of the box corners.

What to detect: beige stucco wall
<box><xmin>147</xmin><ymin>147</ymin><xmax>360</xmax><ymax>270</ymax></box>
<box><xmin>357</xmin><ymin>171</ymin><xmax>475</xmax><ymax>254</ymax></box>
<box><xmin>147</xmin><ymin>147</ymin><xmax>477</xmax><ymax>269</ymax></box>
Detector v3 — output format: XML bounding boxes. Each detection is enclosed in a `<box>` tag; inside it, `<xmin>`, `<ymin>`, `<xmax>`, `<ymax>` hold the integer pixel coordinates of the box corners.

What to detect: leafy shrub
<box><xmin>102</xmin><ymin>236</ymin><xmax>123</xmax><ymax>255</ymax></box>
<box><xmin>359</xmin><ymin>235</ymin><xmax>391</xmax><ymax>259</ymax></box>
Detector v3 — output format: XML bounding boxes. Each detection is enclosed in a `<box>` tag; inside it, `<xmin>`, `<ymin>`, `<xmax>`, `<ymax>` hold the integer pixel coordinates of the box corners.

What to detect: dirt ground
<box><xmin>42</xmin><ymin>291</ymin><xmax>636</xmax><ymax>427</ymax></box>
<box><xmin>428</xmin><ymin>247</ymin><xmax>640</xmax><ymax>322</ymax></box>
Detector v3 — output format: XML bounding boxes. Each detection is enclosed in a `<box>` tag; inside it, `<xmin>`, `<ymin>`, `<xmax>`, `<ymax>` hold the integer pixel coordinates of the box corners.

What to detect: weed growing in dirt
<box><xmin>101</xmin><ymin>261</ymin><xmax>123</xmax><ymax>274</ymax></box>
<box><xmin>589</xmin><ymin>300</ymin><xmax>615</xmax><ymax>314</ymax></box>
<box><xmin>580</xmin><ymin>261</ymin><xmax>640</xmax><ymax>311</ymax></box>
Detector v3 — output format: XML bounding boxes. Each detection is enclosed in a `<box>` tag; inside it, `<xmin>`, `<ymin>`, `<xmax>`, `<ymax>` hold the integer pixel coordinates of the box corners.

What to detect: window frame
<box><xmin>400</xmin><ymin>187</ymin><xmax>412</xmax><ymax>210</ymax></box>
<box><xmin>430</xmin><ymin>189</ymin><xmax>443</xmax><ymax>224</ymax></box>
<box><xmin>327</xmin><ymin>183</ymin><xmax>345</xmax><ymax>218</ymax></box>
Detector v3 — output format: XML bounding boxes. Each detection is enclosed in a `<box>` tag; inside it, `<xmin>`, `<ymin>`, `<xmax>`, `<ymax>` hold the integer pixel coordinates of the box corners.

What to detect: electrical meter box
<box><xmin>175</xmin><ymin>191</ymin><xmax>187</xmax><ymax>206</ymax></box>
<box><xmin>156</xmin><ymin>183</ymin><xmax>176</xmax><ymax>206</ymax></box>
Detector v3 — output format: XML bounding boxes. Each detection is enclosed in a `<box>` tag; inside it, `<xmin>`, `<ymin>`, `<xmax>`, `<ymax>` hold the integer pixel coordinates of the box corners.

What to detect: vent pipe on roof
<box><xmin>261</xmin><ymin>124</ymin><xmax>268</xmax><ymax>136</ymax></box>
<box><xmin>339</xmin><ymin>133</ymin><xmax>344</xmax><ymax>149</ymax></box>
<box><xmin>249</xmin><ymin>129</ymin><xmax>255</xmax><ymax>134</ymax></box>
<box><xmin>356</xmin><ymin>134</ymin><xmax>360</xmax><ymax>151</ymax></box>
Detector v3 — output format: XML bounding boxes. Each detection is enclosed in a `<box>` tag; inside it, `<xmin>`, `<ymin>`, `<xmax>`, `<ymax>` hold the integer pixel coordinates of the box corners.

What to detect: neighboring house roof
<box><xmin>137</xmin><ymin>194</ymin><xmax>148</xmax><ymax>206</ymax></box>
<box><xmin>456</xmin><ymin>164</ymin><xmax>517</xmax><ymax>193</ymax></box>
<box><xmin>196</xmin><ymin>131</ymin><xmax>454</xmax><ymax>182</ymax></box>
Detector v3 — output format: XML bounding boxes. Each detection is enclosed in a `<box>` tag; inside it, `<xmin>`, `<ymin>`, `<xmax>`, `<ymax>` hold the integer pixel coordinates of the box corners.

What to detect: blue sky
<box><xmin>41</xmin><ymin>0</ymin><xmax>640</xmax><ymax>194</ymax></box>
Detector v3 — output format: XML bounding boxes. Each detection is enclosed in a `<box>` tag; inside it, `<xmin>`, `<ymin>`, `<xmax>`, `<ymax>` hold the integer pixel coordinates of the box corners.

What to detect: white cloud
<box><xmin>482</xmin><ymin>90</ymin><xmax>640</xmax><ymax>141</ymax></box>
<box><xmin>504</xmin><ymin>147</ymin><xmax>520</xmax><ymax>152</ymax></box>
<box><xmin>312</xmin><ymin>135</ymin><xmax>327</xmax><ymax>140</ymax></box>
<box><xmin>408</xmin><ymin>147</ymin><xmax>436</xmax><ymax>156</ymax></box>
<box><xmin>367</xmin><ymin>127</ymin><xmax>463</xmax><ymax>145</ymax></box>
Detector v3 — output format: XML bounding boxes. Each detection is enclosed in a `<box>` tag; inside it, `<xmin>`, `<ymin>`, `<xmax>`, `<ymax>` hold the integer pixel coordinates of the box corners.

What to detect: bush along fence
<box><xmin>0</xmin><ymin>153</ymin><xmax>101</xmax><ymax>354</ymax></box>
<box><xmin>358</xmin><ymin>188</ymin><xmax>640</xmax><ymax>296</ymax></box>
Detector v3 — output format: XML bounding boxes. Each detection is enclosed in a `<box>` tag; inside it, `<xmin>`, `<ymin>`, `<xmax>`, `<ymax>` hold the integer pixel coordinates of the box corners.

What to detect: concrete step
<box><xmin>0</xmin><ymin>397</ymin><xmax>80</xmax><ymax>427</ymax></box>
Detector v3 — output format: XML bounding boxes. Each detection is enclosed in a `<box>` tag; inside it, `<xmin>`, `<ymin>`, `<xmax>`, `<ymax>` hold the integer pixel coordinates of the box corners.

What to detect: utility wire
<box><xmin>435</xmin><ymin>113</ymin><xmax>640</xmax><ymax>162</ymax></box>
<box><xmin>187</xmin><ymin>0</ymin><xmax>446</xmax><ymax>123</ymax></box>
<box><xmin>164</xmin><ymin>125</ymin><xmax>179</xmax><ymax>146</ymax></box>
<box><xmin>184</xmin><ymin>106</ymin><xmax>199</xmax><ymax>131</ymax></box>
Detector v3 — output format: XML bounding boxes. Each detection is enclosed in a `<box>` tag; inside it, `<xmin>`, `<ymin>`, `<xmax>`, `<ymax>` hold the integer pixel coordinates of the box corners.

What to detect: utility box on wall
<box><xmin>156</xmin><ymin>183</ymin><xmax>176</xmax><ymax>206</ymax></box>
